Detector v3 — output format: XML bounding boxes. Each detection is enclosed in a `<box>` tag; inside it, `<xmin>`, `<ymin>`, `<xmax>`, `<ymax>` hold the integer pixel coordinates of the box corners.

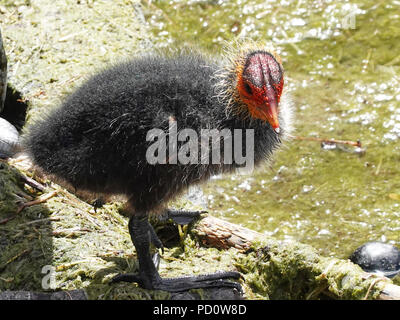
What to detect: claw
<box><xmin>119</xmin><ymin>215</ymin><xmax>242</xmax><ymax>293</ymax></box>
<box><xmin>92</xmin><ymin>198</ymin><xmax>105</xmax><ymax>213</ymax></box>
<box><xmin>152</xmin><ymin>252</ymin><xmax>161</xmax><ymax>270</ymax></box>
<box><xmin>111</xmin><ymin>273</ymin><xmax>142</xmax><ymax>284</ymax></box>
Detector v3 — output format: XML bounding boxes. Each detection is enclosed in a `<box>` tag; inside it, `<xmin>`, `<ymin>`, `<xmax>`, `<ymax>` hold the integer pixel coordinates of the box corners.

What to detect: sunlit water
<box><xmin>143</xmin><ymin>0</ymin><xmax>400</xmax><ymax>258</ymax></box>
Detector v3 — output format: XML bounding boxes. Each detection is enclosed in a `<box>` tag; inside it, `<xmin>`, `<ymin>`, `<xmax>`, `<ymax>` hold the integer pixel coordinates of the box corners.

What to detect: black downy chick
<box><xmin>25</xmin><ymin>43</ymin><xmax>293</xmax><ymax>292</ymax></box>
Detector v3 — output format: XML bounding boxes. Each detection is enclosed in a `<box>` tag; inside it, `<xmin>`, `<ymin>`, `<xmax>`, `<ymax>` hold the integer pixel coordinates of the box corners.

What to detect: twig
<box><xmin>364</xmin><ymin>277</ymin><xmax>386</xmax><ymax>300</ymax></box>
<box><xmin>16</xmin><ymin>190</ymin><xmax>58</xmax><ymax>214</ymax></box>
<box><xmin>0</xmin><ymin>191</ymin><xmax>58</xmax><ymax>225</ymax></box>
<box><xmin>0</xmin><ymin>216</ymin><xmax>15</xmax><ymax>225</ymax></box>
<box><xmin>0</xmin><ymin>249</ymin><xmax>31</xmax><ymax>272</ymax></box>
<box><xmin>292</xmin><ymin>135</ymin><xmax>362</xmax><ymax>148</ymax></box>
<box><xmin>5</xmin><ymin>249</ymin><xmax>30</xmax><ymax>265</ymax></box>
<box><xmin>306</xmin><ymin>283</ymin><xmax>328</xmax><ymax>300</ymax></box>
<box><xmin>52</xmin><ymin>227</ymin><xmax>92</xmax><ymax>237</ymax></box>
<box><xmin>18</xmin><ymin>217</ymin><xmax>61</xmax><ymax>226</ymax></box>
<box><xmin>19</xmin><ymin>174</ymin><xmax>46</xmax><ymax>192</ymax></box>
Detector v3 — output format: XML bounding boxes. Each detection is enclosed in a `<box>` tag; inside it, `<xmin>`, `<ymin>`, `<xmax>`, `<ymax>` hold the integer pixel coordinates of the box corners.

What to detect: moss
<box><xmin>236</xmin><ymin>238</ymin><xmax>389</xmax><ymax>300</ymax></box>
<box><xmin>392</xmin><ymin>274</ymin><xmax>400</xmax><ymax>286</ymax></box>
<box><xmin>0</xmin><ymin>158</ymin><xmax>244</xmax><ymax>299</ymax></box>
<box><xmin>0</xmin><ymin>0</ymin><xmax>149</xmax><ymax>129</ymax></box>
<box><xmin>0</xmin><ymin>161</ymin><xmax>50</xmax><ymax>290</ymax></box>
<box><xmin>0</xmin><ymin>162</ymin><xmax>23</xmax><ymax>212</ymax></box>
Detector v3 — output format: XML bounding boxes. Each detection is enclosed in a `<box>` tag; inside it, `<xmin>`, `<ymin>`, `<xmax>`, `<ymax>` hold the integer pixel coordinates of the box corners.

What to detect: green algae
<box><xmin>0</xmin><ymin>165</ymin><xmax>241</xmax><ymax>299</ymax></box>
<box><xmin>0</xmin><ymin>162</ymin><xmax>22</xmax><ymax>213</ymax></box>
<box><xmin>236</xmin><ymin>238</ymin><xmax>388</xmax><ymax>300</ymax></box>
<box><xmin>0</xmin><ymin>0</ymin><xmax>149</xmax><ymax>128</ymax></box>
<box><xmin>0</xmin><ymin>161</ymin><xmax>51</xmax><ymax>290</ymax></box>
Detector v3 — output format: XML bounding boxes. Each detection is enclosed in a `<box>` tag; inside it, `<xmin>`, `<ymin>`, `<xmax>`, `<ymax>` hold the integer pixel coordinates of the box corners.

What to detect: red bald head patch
<box><xmin>237</xmin><ymin>51</ymin><xmax>284</xmax><ymax>132</ymax></box>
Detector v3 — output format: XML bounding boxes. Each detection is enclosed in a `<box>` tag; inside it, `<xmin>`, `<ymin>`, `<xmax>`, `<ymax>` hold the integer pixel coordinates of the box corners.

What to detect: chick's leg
<box><xmin>112</xmin><ymin>215</ymin><xmax>242</xmax><ymax>293</ymax></box>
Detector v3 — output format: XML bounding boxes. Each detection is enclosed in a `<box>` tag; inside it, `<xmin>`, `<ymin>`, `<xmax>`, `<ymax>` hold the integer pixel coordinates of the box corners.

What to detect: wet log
<box><xmin>191</xmin><ymin>214</ymin><xmax>400</xmax><ymax>300</ymax></box>
<box><xmin>192</xmin><ymin>214</ymin><xmax>263</xmax><ymax>251</ymax></box>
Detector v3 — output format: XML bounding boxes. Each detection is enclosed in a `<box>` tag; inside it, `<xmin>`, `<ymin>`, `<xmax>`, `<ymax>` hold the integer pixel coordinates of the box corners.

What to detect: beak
<box><xmin>263</xmin><ymin>86</ymin><xmax>280</xmax><ymax>133</ymax></box>
<box><xmin>264</xmin><ymin>100</ymin><xmax>280</xmax><ymax>133</ymax></box>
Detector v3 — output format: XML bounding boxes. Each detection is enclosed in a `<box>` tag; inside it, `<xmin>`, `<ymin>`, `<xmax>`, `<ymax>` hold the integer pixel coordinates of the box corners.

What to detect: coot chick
<box><xmin>350</xmin><ymin>241</ymin><xmax>400</xmax><ymax>278</ymax></box>
<box><xmin>24</xmin><ymin>43</ymin><xmax>293</xmax><ymax>292</ymax></box>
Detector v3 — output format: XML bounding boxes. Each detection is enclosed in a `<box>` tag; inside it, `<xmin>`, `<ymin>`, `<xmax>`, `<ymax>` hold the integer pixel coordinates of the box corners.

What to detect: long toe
<box><xmin>187</xmin><ymin>271</ymin><xmax>241</xmax><ymax>282</ymax></box>
<box><xmin>147</xmin><ymin>221</ymin><xmax>164</xmax><ymax>252</ymax></box>
<box><xmin>155</xmin><ymin>277</ymin><xmax>242</xmax><ymax>293</ymax></box>
<box><xmin>111</xmin><ymin>271</ymin><xmax>242</xmax><ymax>293</ymax></box>
<box><xmin>152</xmin><ymin>252</ymin><xmax>161</xmax><ymax>270</ymax></box>
<box><xmin>162</xmin><ymin>209</ymin><xmax>207</xmax><ymax>225</ymax></box>
<box><xmin>111</xmin><ymin>273</ymin><xmax>143</xmax><ymax>284</ymax></box>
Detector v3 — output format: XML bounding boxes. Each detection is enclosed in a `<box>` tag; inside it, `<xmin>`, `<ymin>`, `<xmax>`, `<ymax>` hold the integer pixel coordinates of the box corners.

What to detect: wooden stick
<box><xmin>292</xmin><ymin>135</ymin><xmax>362</xmax><ymax>148</ymax></box>
<box><xmin>378</xmin><ymin>283</ymin><xmax>400</xmax><ymax>300</ymax></box>
<box><xmin>19</xmin><ymin>174</ymin><xmax>46</xmax><ymax>192</ymax></box>
<box><xmin>192</xmin><ymin>214</ymin><xmax>262</xmax><ymax>251</ymax></box>
<box><xmin>16</xmin><ymin>190</ymin><xmax>58</xmax><ymax>214</ymax></box>
<box><xmin>0</xmin><ymin>190</ymin><xmax>58</xmax><ymax>225</ymax></box>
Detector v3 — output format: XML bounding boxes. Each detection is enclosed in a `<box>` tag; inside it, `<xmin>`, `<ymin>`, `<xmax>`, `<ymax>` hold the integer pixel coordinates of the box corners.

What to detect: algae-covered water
<box><xmin>143</xmin><ymin>0</ymin><xmax>400</xmax><ymax>258</ymax></box>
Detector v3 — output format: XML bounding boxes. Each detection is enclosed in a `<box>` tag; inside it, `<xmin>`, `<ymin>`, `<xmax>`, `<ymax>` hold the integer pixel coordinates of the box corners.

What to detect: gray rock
<box><xmin>0</xmin><ymin>117</ymin><xmax>20</xmax><ymax>158</ymax></box>
<box><xmin>350</xmin><ymin>241</ymin><xmax>400</xmax><ymax>278</ymax></box>
<box><xmin>0</xmin><ymin>28</ymin><xmax>7</xmax><ymax>113</ymax></box>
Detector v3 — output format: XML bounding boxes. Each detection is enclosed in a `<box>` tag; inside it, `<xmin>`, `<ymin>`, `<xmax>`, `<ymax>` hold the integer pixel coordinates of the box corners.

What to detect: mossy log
<box><xmin>190</xmin><ymin>214</ymin><xmax>400</xmax><ymax>300</ymax></box>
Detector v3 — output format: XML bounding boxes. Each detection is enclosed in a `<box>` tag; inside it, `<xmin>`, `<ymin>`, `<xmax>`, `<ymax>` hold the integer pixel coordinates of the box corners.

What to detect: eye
<box><xmin>244</xmin><ymin>82</ymin><xmax>252</xmax><ymax>95</ymax></box>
